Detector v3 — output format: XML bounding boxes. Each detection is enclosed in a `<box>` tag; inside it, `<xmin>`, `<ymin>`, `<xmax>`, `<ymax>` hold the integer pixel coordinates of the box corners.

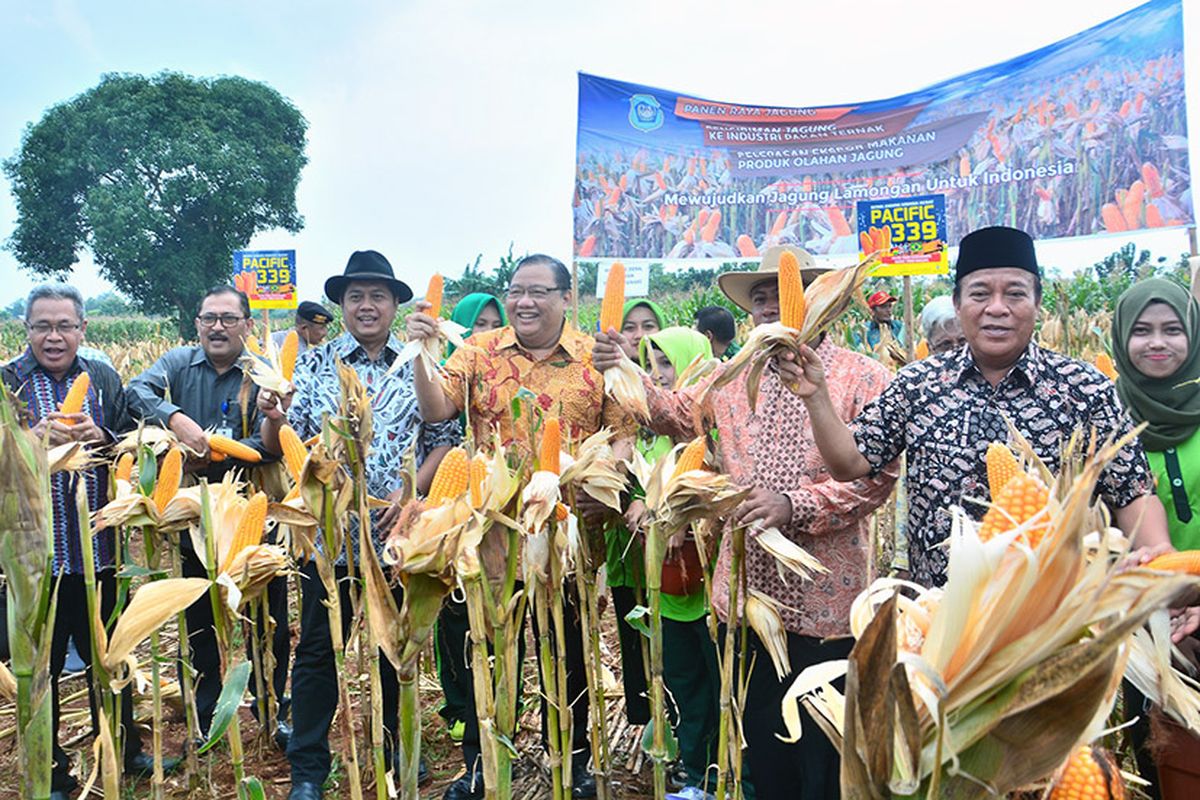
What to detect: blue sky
<box><xmin>0</xmin><ymin>0</ymin><xmax>1196</xmax><ymax>311</ymax></box>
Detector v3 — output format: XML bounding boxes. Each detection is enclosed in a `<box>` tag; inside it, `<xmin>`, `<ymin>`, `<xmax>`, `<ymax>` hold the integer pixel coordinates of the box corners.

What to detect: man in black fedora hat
<box><xmin>781</xmin><ymin>225</ymin><xmax>1174</xmax><ymax>589</ymax></box>
<box><xmin>259</xmin><ymin>249</ymin><xmax>459</xmax><ymax>799</ymax></box>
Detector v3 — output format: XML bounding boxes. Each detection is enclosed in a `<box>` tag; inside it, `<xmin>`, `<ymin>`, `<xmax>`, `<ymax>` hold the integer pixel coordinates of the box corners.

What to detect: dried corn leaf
<box><xmin>102</xmin><ymin>577</ymin><xmax>212</xmax><ymax>684</ymax></box>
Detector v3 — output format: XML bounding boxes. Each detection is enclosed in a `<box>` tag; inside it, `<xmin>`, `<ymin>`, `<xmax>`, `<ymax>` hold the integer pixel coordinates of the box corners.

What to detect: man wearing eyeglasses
<box><xmin>126</xmin><ymin>285</ymin><xmax>291</xmax><ymax>750</ymax></box>
<box><xmin>1</xmin><ymin>283</ymin><xmax>174</xmax><ymax>797</ymax></box>
<box><xmin>407</xmin><ymin>254</ymin><xmax>636</xmax><ymax>800</ymax></box>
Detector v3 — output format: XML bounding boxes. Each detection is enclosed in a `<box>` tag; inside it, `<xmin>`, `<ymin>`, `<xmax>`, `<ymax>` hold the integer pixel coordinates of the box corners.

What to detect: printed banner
<box><xmin>595</xmin><ymin>261</ymin><xmax>650</xmax><ymax>297</ymax></box>
<box><xmin>232</xmin><ymin>250</ymin><xmax>297</xmax><ymax>310</ymax></box>
<box><xmin>857</xmin><ymin>194</ymin><xmax>949</xmax><ymax>277</ymax></box>
<box><xmin>573</xmin><ymin>0</ymin><xmax>1191</xmax><ymax>261</ymax></box>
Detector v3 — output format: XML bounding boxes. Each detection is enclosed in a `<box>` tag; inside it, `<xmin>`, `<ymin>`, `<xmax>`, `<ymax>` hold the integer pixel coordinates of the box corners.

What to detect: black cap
<box><xmin>297</xmin><ymin>301</ymin><xmax>333</xmax><ymax>324</ymax></box>
<box><xmin>955</xmin><ymin>226</ymin><xmax>1040</xmax><ymax>283</ymax></box>
<box><xmin>324</xmin><ymin>250</ymin><xmax>414</xmax><ymax>305</ymax></box>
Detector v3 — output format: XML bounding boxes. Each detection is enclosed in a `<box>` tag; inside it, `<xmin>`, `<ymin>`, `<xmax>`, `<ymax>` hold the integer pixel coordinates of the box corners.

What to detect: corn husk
<box><xmin>755</xmin><ymin>526</ymin><xmax>829</xmax><ymax>583</ymax></box>
<box><xmin>745</xmin><ymin>590</ymin><xmax>791</xmax><ymax>680</ymax></box>
<box><xmin>393</xmin><ymin>317</ymin><xmax>468</xmax><ymax>384</ymax></box>
<box><xmin>626</xmin><ymin>440</ymin><xmax>750</xmax><ymax>537</ymax></box>
<box><xmin>603</xmin><ymin>357</ymin><xmax>650</xmax><ymax>421</ymax></box>
<box><xmin>47</xmin><ymin>442</ymin><xmax>97</xmax><ymax>474</ymax></box>
<box><xmin>99</xmin><ymin>577</ymin><xmax>212</xmax><ymax>687</ymax></box>
<box><xmin>240</xmin><ymin>332</ymin><xmax>296</xmax><ymax>397</ymax></box>
<box><xmin>1125</xmin><ymin>609</ymin><xmax>1200</xmax><ymax>733</ymax></box>
<box><xmin>223</xmin><ymin>543</ymin><xmax>290</xmax><ymax>606</ymax></box>
<box><xmin>558</xmin><ymin>428</ymin><xmax>627</xmax><ymax>513</ymax></box>
<box><xmin>703</xmin><ymin>254</ymin><xmax>877</xmax><ymax>409</ymax></box>
<box><xmin>781</xmin><ymin>433</ymin><xmax>1200</xmax><ymax>798</ymax></box>
<box><xmin>113</xmin><ymin>425</ymin><xmax>179</xmax><ymax>458</ymax></box>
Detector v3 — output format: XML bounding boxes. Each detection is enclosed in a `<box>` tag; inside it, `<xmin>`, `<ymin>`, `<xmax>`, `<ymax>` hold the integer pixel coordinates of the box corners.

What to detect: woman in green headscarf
<box><xmin>1112</xmin><ymin>278</ymin><xmax>1200</xmax><ymax>550</ymax></box>
<box><xmin>608</xmin><ymin>326</ymin><xmax>720</xmax><ymax>792</ymax></box>
<box><xmin>434</xmin><ymin>292</ymin><xmax>507</xmax><ymax>742</ymax></box>
<box><xmin>620</xmin><ymin>298</ymin><xmax>667</xmax><ymax>355</ymax></box>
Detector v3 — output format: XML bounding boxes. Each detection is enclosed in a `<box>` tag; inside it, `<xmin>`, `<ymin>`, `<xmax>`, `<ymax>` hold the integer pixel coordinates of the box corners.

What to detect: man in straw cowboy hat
<box><xmin>259</xmin><ymin>250</ymin><xmax>461</xmax><ymax>799</ymax></box>
<box><xmin>593</xmin><ymin>245</ymin><xmax>899</xmax><ymax>799</ymax></box>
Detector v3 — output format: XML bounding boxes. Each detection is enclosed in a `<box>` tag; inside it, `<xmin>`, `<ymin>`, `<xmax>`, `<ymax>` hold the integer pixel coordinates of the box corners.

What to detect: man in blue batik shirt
<box><xmin>259</xmin><ymin>250</ymin><xmax>459</xmax><ymax>800</ymax></box>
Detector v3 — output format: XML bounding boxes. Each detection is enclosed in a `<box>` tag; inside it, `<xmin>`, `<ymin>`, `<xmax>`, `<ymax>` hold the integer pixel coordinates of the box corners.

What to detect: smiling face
<box><xmin>954</xmin><ymin>268</ymin><xmax>1039</xmax><ymax>370</ymax></box>
<box><xmin>749</xmin><ymin>279</ymin><xmax>780</xmax><ymax>327</ymax></box>
<box><xmin>504</xmin><ymin>262</ymin><xmax>569</xmax><ymax>350</ymax></box>
<box><xmin>1127</xmin><ymin>301</ymin><xmax>1188</xmax><ymax>380</ymax></box>
<box><xmin>473</xmin><ymin>301</ymin><xmax>504</xmax><ymax>334</ymax></box>
<box><xmin>341</xmin><ymin>280</ymin><xmax>398</xmax><ymax>347</ymax></box>
<box><xmin>621</xmin><ymin>304</ymin><xmax>660</xmax><ymax>351</ymax></box>
<box><xmin>196</xmin><ymin>291</ymin><xmax>252</xmax><ymax>366</ymax></box>
<box><xmin>26</xmin><ymin>297</ymin><xmax>85</xmax><ymax>379</ymax></box>
<box><xmin>646</xmin><ymin>346</ymin><xmax>677</xmax><ymax>389</ymax></box>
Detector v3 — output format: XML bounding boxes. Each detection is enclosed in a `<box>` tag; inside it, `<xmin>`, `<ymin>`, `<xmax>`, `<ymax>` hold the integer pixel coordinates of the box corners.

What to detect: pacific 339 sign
<box><xmin>232</xmin><ymin>249</ymin><xmax>297</xmax><ymax>310</ymax></box>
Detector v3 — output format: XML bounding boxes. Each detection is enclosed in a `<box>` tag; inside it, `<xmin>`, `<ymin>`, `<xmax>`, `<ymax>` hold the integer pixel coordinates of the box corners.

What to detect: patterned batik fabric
<box><xmin>441</xmin><ymin>323</ymin><xmax>637</xmax><ymax>459</ymax></box>
<box><xmin>643</xmin><ymin>336</ymin><xmax>899</xmax><ymax>639</ymax></box>
<box><xmin>6</xmin><ymin>357</ymin><xmax>110</xmax><ymax>574</ymax></box>
<box><xmin>852</xmin><ymin>342</ymin><xmax>1153</xmax><ymax>588</ymax></box>
<box><xmin>288</xmin><ymin>332</ymin><xmax>461</xmax><ymax>560</ymax></box>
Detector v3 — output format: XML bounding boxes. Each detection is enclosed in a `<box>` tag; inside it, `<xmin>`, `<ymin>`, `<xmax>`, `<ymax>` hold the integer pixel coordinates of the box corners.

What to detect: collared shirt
<box><xmin>441</xmin><ymin>323</ymin><xmax>636</xmax><ymax>459</ymax></box>
<box><xmin>2</xmin><ymin>350</ymin><xmax>133</xmax><ymax>574</ymax></box>
<box><xmin>288</xmin><ymin>332</ymin><xmax>461</xmax><ymax>557</ymax></box>
<box><xmin>643</xmin><ymin>337</ymin><xmax>899</xmax><ymax>638</ymax></box>
<box><xmin>852</xmin><ymin>342</ymin><xmax>1154</xmax><ymax>587</ymax></box>
<box><xmin>860</xmin><ymin>319</ymin><xmax>905</xmax><ymax>350</ymax></box>
<box><xmin>126</xmin><ymin>344</ymin><xmax>270</xmax><ymax>480</ymax></box>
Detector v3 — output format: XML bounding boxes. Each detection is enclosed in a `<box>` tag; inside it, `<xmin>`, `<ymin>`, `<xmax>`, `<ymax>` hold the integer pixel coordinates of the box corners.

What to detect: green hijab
<box><xmin>622</xmin><ymin>298</ymin><xmax>668</xmax><ymax>329</ymax></box>
<box><xmin>639</xmin><ymin>326</ymin><xmax>713</xmax><ymax>381</ymax></box>
<box><xmin>1112</xmin><ymin>278</ymin><xmax>1200</xmax><ymax>451</ymax></box>
<box><xmin>448</xmin><ymin>293</ymin><xmax>506</xmax><ymax>355</ymax></box>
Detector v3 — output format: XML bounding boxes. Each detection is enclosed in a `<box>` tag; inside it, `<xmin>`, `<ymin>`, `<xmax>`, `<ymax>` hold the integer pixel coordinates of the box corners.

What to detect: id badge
<box><xmin>215</xmin><ymin>425</ymin><xmax>234</xmax><ymax>439</ymax></box>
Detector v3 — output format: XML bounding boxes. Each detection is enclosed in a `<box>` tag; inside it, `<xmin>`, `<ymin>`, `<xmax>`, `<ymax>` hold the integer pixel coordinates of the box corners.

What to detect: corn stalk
<box><xmin>713</xmin><ymin>525</ymin><xmax>744</xmax><ymax>800</ymax></box>
<box><xmin>644</xmin><ymin>520</ymin><xmax>669</xmax><ymax>800</ymax></box>
<box><xmin>141</xmin><ymin>527</ymin><xmax>167</xmax><ymax>798</ymax></box>
<box><xmin>0</xmin><ymin>389</ymin><xmax>57</xmax><ymax>799</ymax></box>
<box><xmin>571</xmin><ymin>512</ymin><xmax>612</xmax><ymax>800</ymax></box>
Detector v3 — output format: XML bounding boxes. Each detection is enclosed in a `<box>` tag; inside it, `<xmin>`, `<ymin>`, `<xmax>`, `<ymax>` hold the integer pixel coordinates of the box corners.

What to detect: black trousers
<box><xmin>610</xmin><ymin>584</ymin><xmax>651</xmax><ymax>725</ymax></box>
<box><xmin>741</xmin><ymin>629</ymin><xmax>853</xmax><ymax>800</ymax></box>
<box><xmin>287</xmin><ymin>561</ymin><xmax>402</xmax><ymax>784</ymax></box>
<box><xmin>180</xmin><ymin>542</ymin><xmax>290</xmax><ymax>732</ymax></box>
<box><xmin>0</xmin><ymin>571</ymin><xmax>141</xmax><ymax>792</ymax></box>
<box><xmin>435</xmin><ymin>595</ymin><xmax>471</xmax><ymax>723</ymax></box>
<box><xmin>457</xmin><ymin>580</ymin><xmax>588</xmax><ymax>773</ymax></box>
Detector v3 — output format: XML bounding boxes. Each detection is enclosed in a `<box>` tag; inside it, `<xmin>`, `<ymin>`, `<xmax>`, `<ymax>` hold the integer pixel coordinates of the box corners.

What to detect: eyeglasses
<box><xmin>196</xmin><ymin>313</ymin><xmax>248</xmax><ymax>328</ymax></box>
<box><xmin>504</xmin><ymin>285</ymin><xmax>564</xmax><ymax>301</ymax></box>
<box><xmin>27</xmin><ymin>322</ymin><xmax>82</xmax><ymax>336</ymax></box>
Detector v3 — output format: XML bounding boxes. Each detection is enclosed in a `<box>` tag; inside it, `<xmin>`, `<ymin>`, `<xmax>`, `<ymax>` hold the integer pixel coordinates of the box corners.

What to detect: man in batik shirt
<box><xmin>787</xmin><ymin>226</ymin><xmax>1167</xmax><ymax>587</ymax></box>
<box><xmin>592</xmin><ymin>245</ymin><xmax>900</xmax><ymax>800</ymax></box>
<box><xmin>260</xmin><ymin>251</ymin><xmax>459</xmax><ymax>800</ymax></box>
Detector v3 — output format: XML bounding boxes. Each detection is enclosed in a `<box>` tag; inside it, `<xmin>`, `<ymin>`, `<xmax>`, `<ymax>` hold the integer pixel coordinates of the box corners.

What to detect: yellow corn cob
<box><xmin>153</xmin><ymin>446</ymin><xmax>183</xmax><ymax>513</ymax></box>
<box><xmin>210</xmin><ymin>451</ymin><xmax>226</xmax><ymax>462</ymax></box>
<box><xmin>283</xmin><ymin>485</ymin><xmax>300</xmax><ymax>503</ymax></box>
<box><xmin>221</xmin><ymin>492</ymin><xmax>268</xmax><ymax>573</ymax></box>
<box><xmin>672</xmin><ymin>437</ymin><xmax>707</xmax><ymax>479</ymax></box>
<box><xmin>599</xmin><ymin>263</ymin><xmax>625</xmax><ymax>333</ymax></box>
<box><xmin>555</xmin><ymin>502</ymin><xmax>569</xmax><ymax>522</ymax></box>
<box><xmin>1048</xmin><ymin>745</ymin><xmax>1125</xmax><ymax>799</ymax></box>
<box><xmin>540</xmin><ymin>417</ymin><xmax>561</xmax><ymax>475</ymax></box>
<box><xmin>114</xmin><ymin>452</ymin><xmax>134</xmax><ymax>482</ymax></box>
<box><xmin>279</xmin><ymin>330</ymin><xmax>300</xmax><ymax>382</ymax></box>
<box><xmin>914</xmin><ymin>339</ymin><xmax>930</xmax><ymax>360</ymax></box>
<box><xmin>1094</xmin><ymin>352</ymin><xmax>1118</xmax><ymax>380</ymax></box>
<box><xmin>245</xmin><ymin>335</ymin><xmax>264</xmax><ymax>356</ymax></box>
<box><xmin>208</xmin><ymin>434</ymin><xmax>263</xmax><ymax>463</ymax></box>
<box><xmin>277</xmin><ymin>424</ymin><xmax>308</xmax><ymax>482</ymax></box>
<box><xmin>60</xmin><ymin>372</ymin><xmax>90</xmax><ymax>420</ymax></box>
<box><xmin>468</xmin><ymin>452</ymin><xmax>488</xmax><ymax>508</ymax></box>
<box><xmin>978</xmin><ymin>472</ymin><xmax>1050</xmax><ymax>546</ymax></box>
<box><xmin>428</xmin><ymin>447</ymin><xmax>470</xmax><ymax>505</ymax></box>
<box><xmin>985</xmin><ymin>442</ymin><xmax>1020</xmax><ymax>500</ymax></box>
<box><xmin>303</xmin><ymin>433</ymin><xmax>320</xmax><ymax>448</ymax></box>
<box><xmin>1143</xmin><ymin>550</ymin><xmax>1200</xmax><ymax>575</ymax></box>
<box><xmin>426</xmin><ymin>273</ymin><xmax>444</xmax><ymax>318</ymax></box>
<box><xmin>778</xmin><ymin>250</ymin><xmax>807</xmax><ymax>330</ymax></box>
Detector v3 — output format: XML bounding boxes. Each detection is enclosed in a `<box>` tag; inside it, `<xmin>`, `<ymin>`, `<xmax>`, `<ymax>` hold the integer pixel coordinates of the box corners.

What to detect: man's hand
<box><xmin>1170</xmin><ymin>606</ymin><xmax>1200</xmax><ymax>644</ymax></box>
<box><xmin>592</xmin><ymin>330</ymin><xmax>630</xmax><ymax>373</ymax></box>
<box><xmin>1122</xmin><ymin>541</ymin><xmax>1175</xmax><ymax>570</ymax></box>
<box><xmin>734</xmin><ymin>487</ymin><xmax>792</xmax><ymax>531</ymax></box>
<box><xmin>575</xmin><ymin>492</ymin><xmax>610</xmax><ymax>528</ymax></box>
<box><xmin>378</xmin><ymin>485</ymin><xmax>410</xmax><ymax>533</ymax></box>
<box><xmin>31</xmin><ymin>413</ymin><xmax>77</xmax><ymax>447</ymax></box>
<box><xmin>169</xmin><ymin>412</ymin><xmax>210</xmax><ymax>458</ymax></box>
<box><xmin>405</xmin><ymin>301</ymin><xmax>439</xmax><ymax>343</ymax></box>
<box><xmin>777</xmin><ymin>346</ymin><xmax>826</xmax><ymax>399</ymax></box>
<box><xmin>256</xmin><ymin>388</ymin><xmax>292</xmax><ymax>423</ymax></box>
<box><xmin>624</xmin><ymin>499</ymin><xmax>648</xmax><ymax>536</ymax></box>
<box><xmin>61</xmin><ymin>413</ymin><xmax>108</xmax><ymax>444</ymax></box>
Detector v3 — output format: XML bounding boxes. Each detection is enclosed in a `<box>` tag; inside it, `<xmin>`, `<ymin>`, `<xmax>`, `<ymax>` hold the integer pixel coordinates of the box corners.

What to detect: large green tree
<box><xmin>4</xmin><ymin>72</ymin><xmax>307</xmax><ymax>337</ymax></box>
